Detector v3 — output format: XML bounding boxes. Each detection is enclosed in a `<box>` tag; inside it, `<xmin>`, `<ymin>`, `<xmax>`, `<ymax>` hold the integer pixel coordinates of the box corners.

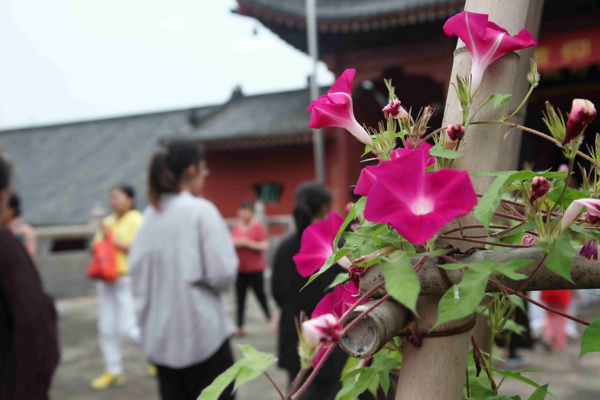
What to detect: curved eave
<box><xmin>236</xmin><ymin>0</ymin><xmax>463</xmax><ymax>34</ymax></box>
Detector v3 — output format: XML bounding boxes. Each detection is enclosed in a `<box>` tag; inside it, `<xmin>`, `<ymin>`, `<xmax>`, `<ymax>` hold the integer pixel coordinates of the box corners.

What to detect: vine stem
<box><xmin>290</xmin><ymin>344</ymin><xmax>337</xmax><ymax>400</ymax></box>
<box><xmin>472</xmin><ymin>120</ymin><xmax>595</xmax><ymax>163</ymax></box>
<box><xmin>494</xmin><ymin>211</ymin><xmax>526</xmax><ymax>222</ymax></box>
<box><xmin>264</xmin><ymin>372</ymin><xmax>285</xmax><ymax>400</ymax></box>
<box><xmin>503</xmin><ymin>253</ymin><xmax>548</xmax><ymax>295</ymax></box>
<box><xmin>413</xmin><ymin>255</ymin><xmax>429</xmax><ymax>273</ymax></box>
<box><xmin>441</xmin><ymin>254</ymin><xmax>590</xmax><ymax>326</ymax></box>
<box><xmin>287</xmin><ymin>368</ymin><xmax>308</xmax><ymax>399</ymax></box>
<box><xmin>511</xmin><ymin>291</ymin><xmax>590</xmax><ymax>326</ymax></box>
<box><xmin>438</xmin><ymin>235</ymin><xmax>533</xmax><ymax>248</ymax></box>
<box><xmin>420</xmin><ymin>125</ymin><xmax>448</xmax><ymax>143</ymax></box>
<box><xmin>339</xmin><ymin>281</ymin><xmax>385</xmax><ymax>325</ymax></box>
<box><xmin>341</xmin><ymin>294</ymin><xmax>392</xmax><ymax>334</ymax></box>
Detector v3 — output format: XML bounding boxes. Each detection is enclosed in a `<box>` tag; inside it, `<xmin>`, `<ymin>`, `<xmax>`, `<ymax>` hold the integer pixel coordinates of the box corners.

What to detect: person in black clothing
<box><xmin>0</xmin><ymin>155</ymin><xmax>60</xmax><ymax>399</ymax></box>
<box><xmin>271</xmin><ymin>182</ymin><xmax>347</xmax><ymax>399</ymax></box>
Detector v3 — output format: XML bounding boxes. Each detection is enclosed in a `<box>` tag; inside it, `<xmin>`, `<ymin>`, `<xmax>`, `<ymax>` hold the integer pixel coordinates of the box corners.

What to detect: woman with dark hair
<box><xmin>0</xmin><ymin>155</ymin><xmax>60</xmax><ymax>399</ymax></box>
<box><xmin>231</xmin><ymin>200</ymin><xmax>274</xmax><ymax>337</ymax></box>
<box><xmin>1</xmin><ymin>192</ymin><xmax>38</xmax><ymax>259</ymax></box>
<box><xmin>90</xmin><ymin>184</ymin><xmax>144</xmax><ymax>389</ymax></box>
<box><xmin>129</xmin><ymin>140</ymin><xmax>238</xmax><ymax>400</ymax></box>
<box><xmin>271</xmin><ymin>181</ymin><xmax>346</xmax><ymax>399</ymax></box>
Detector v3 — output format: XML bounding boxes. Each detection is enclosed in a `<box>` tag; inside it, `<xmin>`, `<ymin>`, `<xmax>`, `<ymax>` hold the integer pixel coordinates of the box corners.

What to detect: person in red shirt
<box><xmin>231</xmin><ymin>200</ymin><xmax>275</xmax><ymax>336</ymax></box>
<box><xmin>540</xmin><ymin>290</ymin><xmax>572</xmax><ymax>352</ymax></box>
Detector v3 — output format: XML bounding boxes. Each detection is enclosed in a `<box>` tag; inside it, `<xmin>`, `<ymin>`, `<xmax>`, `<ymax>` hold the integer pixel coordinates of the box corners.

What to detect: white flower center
<box><xmin>411</xmin><ymin>197</ymin><xmax>434</xmax><ymax>216</ymax></box>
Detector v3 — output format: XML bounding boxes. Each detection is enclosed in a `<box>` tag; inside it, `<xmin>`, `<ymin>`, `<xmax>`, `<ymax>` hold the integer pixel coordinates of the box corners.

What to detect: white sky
<box><xmin>0</xmin><ymin>0</ymin><xmax>333</xmax><ymax>129</ymax></box>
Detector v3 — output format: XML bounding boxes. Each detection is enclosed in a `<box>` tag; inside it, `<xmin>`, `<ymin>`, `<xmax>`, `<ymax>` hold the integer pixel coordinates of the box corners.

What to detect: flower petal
<box><xmin>312</xmin><ymin>282</ymin><xmax>359</xmax><ymax>319</ymax></box>
<box><xmin>329</xmin><ymin>69</ymin><xmax>355</xmax><ymax>95</ymax></box>
<box><xmin>293</xmin><ymin>212</ymin><xmax>344</xmax><ymax>277</ymax></box>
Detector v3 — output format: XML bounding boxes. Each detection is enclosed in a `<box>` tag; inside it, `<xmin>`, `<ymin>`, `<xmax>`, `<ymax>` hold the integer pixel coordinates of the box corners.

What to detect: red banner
<box><xmin>536</xmin><ymin>27</ymin><xmax>600</xmax><ymax>72</ymax></box>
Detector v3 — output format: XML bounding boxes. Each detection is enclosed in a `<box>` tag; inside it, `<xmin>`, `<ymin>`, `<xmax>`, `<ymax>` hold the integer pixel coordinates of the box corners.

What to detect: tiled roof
<box><xmin>0</xmin><ymin>107</ymin><xmax>217</xmax><ymax>226</ymax></box>
<box><xmin>237</xmin><ymin>0</ymin><xmax>464</xmax><ymax>26</ymax></box>
<box><xmin>0</xmin><ymin>87</ymin><xmax>316</xmax><ymax>226</ymax></box>
<box><xmin>184</xmin><ymin>87</ymin><xmax>312</xmax><ymax>144</ymax></box>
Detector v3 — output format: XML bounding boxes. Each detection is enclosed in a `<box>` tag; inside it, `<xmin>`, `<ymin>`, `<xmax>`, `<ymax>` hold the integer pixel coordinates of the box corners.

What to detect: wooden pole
<box><xmin>394</xmin><ymin>2</ymin><xmax>534</xmax><ymax>399</ymax></box>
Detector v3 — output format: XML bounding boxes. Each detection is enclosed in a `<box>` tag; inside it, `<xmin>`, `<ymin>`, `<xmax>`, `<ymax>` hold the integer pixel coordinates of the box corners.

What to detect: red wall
<box><xmin>203</xmin><ymin>144</ymin><xmax>315</xmax><ymax>219</ymax></box>
<box><xmin>203</xmin><ymin>134</ymin><xmax>365</xmax><ymax>221</ymax></box>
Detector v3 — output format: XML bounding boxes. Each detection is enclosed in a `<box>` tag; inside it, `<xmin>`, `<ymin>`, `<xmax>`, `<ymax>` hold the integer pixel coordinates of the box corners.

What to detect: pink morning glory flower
<box><xmin>355</xmin><ymin>142</ymin><xmax>436</xmax><ymax>197</ymax></box>
<box><xmin>307</xmin><ymin>69</ymin><xmax>373</xmax><ymax>146</ymax></box>
<box><xmin>355</xmin><ymin>145</ymin><xmax>477</xmax><ymax>245</ymax></box>
<box><xmin>312</xmin><ymin>282</ymin><xmax>360</xmax><ymax>319</ymax></box>
<box><xmin>443</xmin><ymin>11</ymin><xmax>537</xmax><ymax>91</ymax></box>
<box><xmin>561</xmin><ymin>199</ymin><xmax>600</xmax><ymax>230</ymax></box>
<box><xmin>293</xmin><ymin>212</ymin><xmax>349</xmax><ymax>277</ymax></box>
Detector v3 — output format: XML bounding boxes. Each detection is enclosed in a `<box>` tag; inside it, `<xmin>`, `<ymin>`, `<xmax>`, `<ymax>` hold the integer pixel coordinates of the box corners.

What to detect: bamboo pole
<box><xmin>342</xmin><ymin>246</ymin><xmax>600</xmax><ymax>359</ymax></box>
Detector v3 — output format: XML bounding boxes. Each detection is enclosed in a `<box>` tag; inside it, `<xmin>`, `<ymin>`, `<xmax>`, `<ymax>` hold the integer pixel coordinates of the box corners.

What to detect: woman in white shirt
<box><xmin>129</xmin><ymin>140</ymin><xmax>238</xmax><ymax>400</ymax></box>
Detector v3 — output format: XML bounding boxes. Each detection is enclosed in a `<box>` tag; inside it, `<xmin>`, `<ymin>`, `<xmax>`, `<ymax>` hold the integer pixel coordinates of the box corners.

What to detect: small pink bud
<box><xmin>580</xmin><ymin>239</ymin><xmax>598</xmax><ymax>260</ymax></box>
<box><xmin>447</xmin><ymin>124</ymin><xmax>465</xmax><ymax>141</ymax></box>
<box><xmin>382</xmin><ymin>100</ymin><xmax>409</xmax><ymax>120</ymax></box>
<box><xmin>302</xmin><ymin>314</ymin><xmax>343</xmax><ymax>347</ymax></box>
<box><xmin>563</xmin><ymin>99</ymin><xmax>596</xmax><ymax>145</ymax></box>
<box><xmin>529</xmin><ymin>176</ymin><xmax>550</xmax><ymax>204</ymax></box>
<box><xmin>521</xmin><ymin>234</ymin><xmax>537</xmax><ymax>246</ymax></box>
<box><xmin>348</xmin><ymin>265</ymin><xmax>367</xmax><ymax>288</ymax></box>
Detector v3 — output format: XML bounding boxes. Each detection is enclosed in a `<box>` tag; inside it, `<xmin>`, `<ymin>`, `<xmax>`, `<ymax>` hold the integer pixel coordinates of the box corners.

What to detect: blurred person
<box><xmin>541</xmin><ymin>289</ymin><xmax>572</xmax><ymax>352</ymax></box>
<box><xmin>271</xmin><ymin>182</ymin><xmax>347</xmax><ymax>399</ymax></box>
<box><xmin>129</xmin><ymin>140</ymin><xmax>238</xmax><ymax>400</ymax></box>
<box><xmin>231</xmin><ymin>200</ymin><xmax>275</xmax><ymax>337</ymax></box>
<box><xmin>90</xmin><ymin>185</ymin><xmax>144</xmax><ymax>389</ymax></box>
<box><xmin>0</xmin><ymin>155</ymin><xmax>60</xmax><ymax>399</ymax></box>
<box><xmin>1</xmin><ymin>193</ymin><xmax>37</xmax><ymax>259</ymax></box>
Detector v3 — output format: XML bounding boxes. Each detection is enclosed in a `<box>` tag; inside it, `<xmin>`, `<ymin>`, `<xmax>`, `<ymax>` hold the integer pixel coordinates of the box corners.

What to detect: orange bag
<box><xmin>87</xmin><ymin>232</ymin><xmax>118</xmax><ymax>282</ymax></box>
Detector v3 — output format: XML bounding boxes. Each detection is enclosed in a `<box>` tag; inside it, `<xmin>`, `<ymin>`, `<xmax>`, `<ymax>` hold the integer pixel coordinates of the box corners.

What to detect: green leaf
<box><xmin>474</xmin><ymin>175</ymin><xmax>510</xmax><ymax>230</ymax></box>
<box><xmin>580</xmin><ymin>318</ymin><xmax>600</xmax><ymax>357</ymax></box>
<box><xmin>197</xmin><ymin>344</ymin><xmax>277</xmax><ymax>400</ymax></box>
<box><xmin>528</xmin><ymin>384</ymin><xmax>549</xmax><ymax>400</ymax></box>
<box><xmin>490</xmin><ymin>93</ymin><xmax>512</xmax><ymax>108</ymax></box>
<box><xmin>304</xmin><ymin>247</ymin><xmax>352</xmax><ymax>288</ymax></box>
<box><xmin>493</xmin><ymin>369</ymin><xmax>556</xmax><ymax>398</ymax></box>
<box><xmin>547</xmin><ymin>182</ymin><xmax>589</xmax><ymax>209</ymax></box>
<box><xmin>326</xmin><ymin>272</ymin><xmax>350</xmax><ymax>290</ymax></box>
<box><xmin>492</xmin><ymin>258</ymin><xmax>532</xmax><ymax>281</ymax></box>
<box><xmin>484</xmin><ymin>396</ymin><xmax>520</xmax><ymax>400</ymax></box>
<box><xmin>430</xmin><ymin>143</ymin><xmax>464</xmax><ymax>159</ymax></box>
<box><xmin>334</xmin><ymin>196</ymin><xmax>366</xmax><ymax>249</ymax></box>
<box><xmin>380</xmin><ymin>252</ymin><xmax>421</xmax><ymax>313</ymax></box>
<box><xmin>342</xmin><ymin>369</ymin><xmax>377</xmax><ymax>400</ymax></box>
<box><xmin>571</xmin><ymin>225</ymin><xmax>600</xmax><ymax>242</ymax></box>
<box><xmin>544</xmin><ymin>232</ymin><xmax>575</xmax><ymax>281</ymax></box>
<box><xmin>436</xmin><ymin>260</ymin><xmax>495</xmax><ymax>326</ymax></box>
<box><xmin>197</xmin><ymin>364</ymin><xmax>241</xmax><ymax>400</ymax></box>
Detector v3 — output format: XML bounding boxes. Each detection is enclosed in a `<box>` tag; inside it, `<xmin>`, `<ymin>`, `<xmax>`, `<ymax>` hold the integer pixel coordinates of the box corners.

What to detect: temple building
<box><xmin>1</xmin><ymin>0</ymin><xmax>599</xmax><ymax>297</ymax></box>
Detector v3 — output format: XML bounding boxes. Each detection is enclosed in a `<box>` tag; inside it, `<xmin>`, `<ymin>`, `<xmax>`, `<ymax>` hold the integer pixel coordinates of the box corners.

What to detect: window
<box><xmin>253</xmin><ymin>181</ymin><xmax>283</xmax><ymax>203</ymax></box>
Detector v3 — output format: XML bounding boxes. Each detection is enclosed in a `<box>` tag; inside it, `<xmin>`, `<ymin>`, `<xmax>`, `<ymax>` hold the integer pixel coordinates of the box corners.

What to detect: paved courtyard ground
<box><xmin>51</xmin><ymin>291</ymin><xmax>600</xmax><ymax>400</ymax></box>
